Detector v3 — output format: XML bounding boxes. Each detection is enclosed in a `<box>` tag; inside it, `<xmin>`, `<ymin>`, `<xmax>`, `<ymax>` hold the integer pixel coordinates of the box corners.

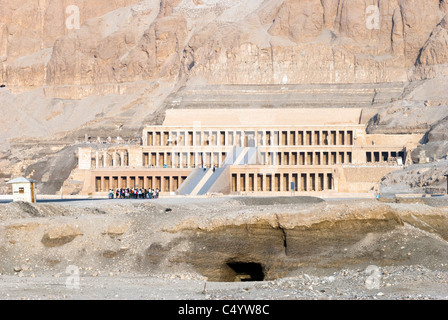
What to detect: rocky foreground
<box><xmin>0</xmin><ymin>196</ymin><xmax>447</xmax><ymax>300</ymax></box>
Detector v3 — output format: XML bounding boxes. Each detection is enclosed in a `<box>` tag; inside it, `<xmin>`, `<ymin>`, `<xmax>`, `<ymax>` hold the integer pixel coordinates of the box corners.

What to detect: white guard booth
<box><xmin>7</xmin><ymin>177</ymin><xmax>37</xmax><ymax>203</ymax></box>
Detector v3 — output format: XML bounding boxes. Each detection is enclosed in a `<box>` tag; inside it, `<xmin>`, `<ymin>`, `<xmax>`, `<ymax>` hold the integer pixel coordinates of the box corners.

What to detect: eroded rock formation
<box><xmin>1</xmin><ymin>0</ymin><xmax>447</xmax><ymax>92</ymax></box>
<box><xmin>1</xmin><ymin>198</ymin><xmax>448</xmax><ymax>281</ymax></box>
<box><xmin>1</xmin><ymin>0</ymin><xmax>448</xmax><ymax>194</ymax></box>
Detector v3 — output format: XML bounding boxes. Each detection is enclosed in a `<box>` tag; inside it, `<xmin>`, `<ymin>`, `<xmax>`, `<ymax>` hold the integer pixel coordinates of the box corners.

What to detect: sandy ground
<box><xmin>1</xmin><ymin>265</ymin><xmax>447</xmax><ymax>300</ymax></box>
<box><xmin>0</xmin><ymin>196</ymin><xmax>448</xmax><ymax>301</ymax></box>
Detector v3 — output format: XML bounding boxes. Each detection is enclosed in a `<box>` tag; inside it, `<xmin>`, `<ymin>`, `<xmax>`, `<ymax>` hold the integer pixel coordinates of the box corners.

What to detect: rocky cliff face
<box><xmin>1</xmin><ymin>0</ymin><xmax>448</xmax><ymax>93</ymax></box>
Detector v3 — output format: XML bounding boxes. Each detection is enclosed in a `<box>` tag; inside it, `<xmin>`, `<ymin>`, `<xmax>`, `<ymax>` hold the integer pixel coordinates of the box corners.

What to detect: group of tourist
<box><xmin>108</xmin><ymin>188</ymin><xmax>160</xmax><ymax>199</ymax></box>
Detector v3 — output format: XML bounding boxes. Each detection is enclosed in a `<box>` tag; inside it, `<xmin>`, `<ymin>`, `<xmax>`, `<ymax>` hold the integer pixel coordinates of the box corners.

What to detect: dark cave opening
<box><xmin>226</xmin><ymin>262</ymin><xmax>265</xmax><ymax>282</ymax></box>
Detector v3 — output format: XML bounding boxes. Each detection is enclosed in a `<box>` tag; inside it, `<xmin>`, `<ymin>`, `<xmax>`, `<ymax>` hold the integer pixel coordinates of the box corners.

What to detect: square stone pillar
<box><xmin>218</xmin><ymin>152</ymin><xmax>222</xmax><ymax>167</ymax></box>
<box><xmin>99</xmin><ymin>176</ymin><xmax>104</xmax><ymax>192</ymax></box>
<box><xmin>95</xmin><ymin>151</ymin><xmax>99</xmax><ymax>168</ymax></box>
<box><xmin>323</xmin><ymin>172</ymin><xmax>328</xmax><ymax>190</ymax></box>
<box><xmin>160</xmin><ymin>176</ymin><xmax>165</xmax><ymax>193</ymax></box>
<box><xmin>103</xmin><ymin>151</ymin><xmax>107</xmax><ymax>167</ymax></box>
<box><xmin>187</xmin><ymin>152</ymin><xmax>192</xmax><ymax>168</ymax></box>
<box><xmin>113</xmin><ymin>152</ymin><xmax>117</xmax><ymax>167</ymax></box>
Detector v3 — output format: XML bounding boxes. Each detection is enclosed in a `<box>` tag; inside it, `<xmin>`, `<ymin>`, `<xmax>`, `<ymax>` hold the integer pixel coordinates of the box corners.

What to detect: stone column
<box><xmin>103</xmin><ymin>151</ymin><xmax>107</xmax><ymax>167</ymax></box>
<box><xmin>160</xmin><ymin>176</ymin><xmax>165</xmax><ymax>193</ymax></box>
<box><xmin>323</xmin><ymin>172</ymin><xmax>328</xmax><ymax>190</ymax></box>
<box><xmin>167</xmin><ymin>176</ymin><xmax>171</xmax><ymax>192</ymax></box>
<box><xmin>218</xmin><ymin>152</ymin><xmax>222</xmax><ymax>167</ymax></box>
<box><xmin>95</xmin><ymin>151</ymin><xmax>99</xmax><ymax>168</ymax></box>
<box><xmin>113</xmin><ymin>152</ymin><xmax>117</xmax><ymax>167</ymax></box>
<box><xmin>168</xmin><ymin>131</ymin><xmax>173</xmax><ymax>147</ymax></box>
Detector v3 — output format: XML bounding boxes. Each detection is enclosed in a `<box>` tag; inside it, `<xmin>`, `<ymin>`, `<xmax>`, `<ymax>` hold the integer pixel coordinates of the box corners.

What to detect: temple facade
<box><xmin>76</xmin><ymin>108</ymin><xmax>423</xmax><ymax>196</ymax></box>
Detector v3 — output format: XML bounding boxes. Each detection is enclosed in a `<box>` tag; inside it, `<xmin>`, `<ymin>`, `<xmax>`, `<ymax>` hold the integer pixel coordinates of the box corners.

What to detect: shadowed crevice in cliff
<box><xmin>226</xmin><ymin>261</ymin><xmax>265</xmax><ymax>282</ymax></box>
<box><xmin>24</xmin><ymin>145</ymin><xmax>78</xmax><ymax>194</ymax></box>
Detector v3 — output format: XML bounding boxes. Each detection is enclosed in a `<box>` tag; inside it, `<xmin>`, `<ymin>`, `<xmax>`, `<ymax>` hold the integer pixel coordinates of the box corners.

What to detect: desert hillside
<box><xmin>1</xmin><ymin>0</ymin><xmax>448</xmax><ymax>194</ymax></box>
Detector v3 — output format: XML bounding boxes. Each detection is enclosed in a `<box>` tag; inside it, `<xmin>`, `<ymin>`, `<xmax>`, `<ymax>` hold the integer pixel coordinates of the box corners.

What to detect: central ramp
<box><xmin>177</xmin><ymin>147</ymin><xmax>260</xmax><ymax>196</ymax></box>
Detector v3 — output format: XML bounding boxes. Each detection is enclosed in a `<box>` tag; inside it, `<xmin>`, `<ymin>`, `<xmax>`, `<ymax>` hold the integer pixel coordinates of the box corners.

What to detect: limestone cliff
<box><xmin>1</xmin><ymin>0</ymin><xmax>447</xmax><ymax>93</ymax></box>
